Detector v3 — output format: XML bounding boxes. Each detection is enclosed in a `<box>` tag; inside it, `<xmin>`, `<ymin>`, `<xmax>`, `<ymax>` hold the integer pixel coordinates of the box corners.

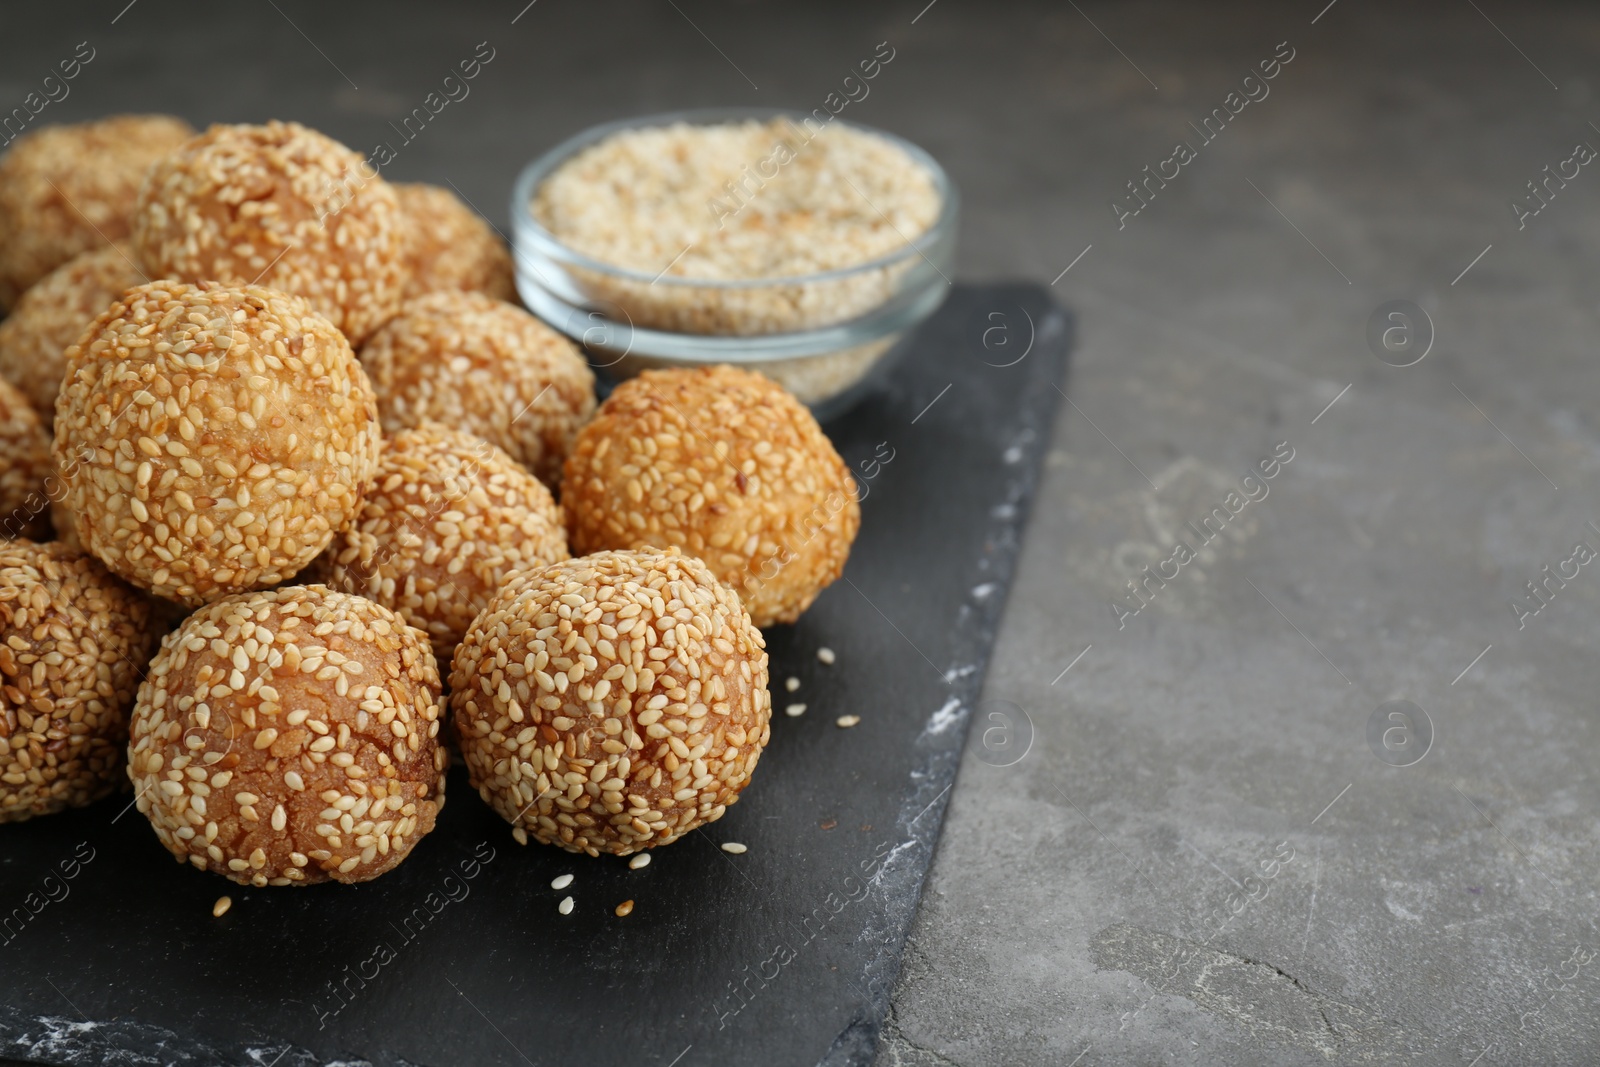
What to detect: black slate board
<box><xmin>0</xmin><ymin>284</ymin><xmax>1069</xmax><ymax>1067</ymax></box>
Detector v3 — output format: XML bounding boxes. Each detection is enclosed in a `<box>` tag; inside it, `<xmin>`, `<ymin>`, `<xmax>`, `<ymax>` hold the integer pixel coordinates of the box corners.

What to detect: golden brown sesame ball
<box><xmin>0</xmin><ymin>539</ymin><xmax>158</xmax><ymax>822</ymax></box>
<box><xmin>128</xmin><ymin>585</ymin><xmax>446</xmax><ymax>886</ymax></box>
<box><xmin>0</xmin><ymin>115</ymin><xmax>194</xmax><ymax>311</ymax></box>
<box><xmin>452</xmin><ymin>549</ymin><xmax>769</xmax><ymax>856</ymax></box>
<box><xmin>316</xmin><ymin>424</ymin><xmax>569</xmax><ymax>660</ymax></box>
<box><xmin>0</xmin><ymin>376</ymin><xmax>53</xmax><ymax>541</ymax></box>
<box><xmin>360</xmin><ymin>291</ymin><xmax>595</xmax><ymax>485</ymax></box>
<box><xmin>396</xmin><ymin>183</ymin><xmax>516</xmax><ymax>303</ymax></box>
<box><xmin>0</xmin><ymin>245</ymin><xmax>144</xmax><ymax>422</ymax></box>
<box><xmin>562</xmin><ymin>366</ymin><xmax>859</xmax><ymax>627</ymax></box>
<box><xmin>132</xmin><ymin>121</ymin><xmax>406</xmax><ymax>346</ymax></box>
<box><xmin>53</xmin><ymin>281</ymin><xmax>382</xmax><ymax>607</ymax></box>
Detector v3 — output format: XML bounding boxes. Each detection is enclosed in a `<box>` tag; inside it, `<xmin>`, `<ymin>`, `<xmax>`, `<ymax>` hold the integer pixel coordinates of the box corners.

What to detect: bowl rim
<box><xmin>509</xmin><ymin>106</ymin><xmax>959</xmax><ymax>291</ymax></box>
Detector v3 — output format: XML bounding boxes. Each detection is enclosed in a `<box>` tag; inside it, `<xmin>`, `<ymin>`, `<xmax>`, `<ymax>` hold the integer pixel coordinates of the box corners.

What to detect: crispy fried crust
<box><xmin>451</xmin><ymin>549</ymin><xmax>769</xmax><ymax>855</ymax></box>
<box><xmin>561</xmin><ymin>365</ymin><xmax>859</xmax><ymax>626</ymax></box>
<box><xmin>128</xmin><ymin>586</ymin><xmax>446</xmax><ymax>885</ymax></box>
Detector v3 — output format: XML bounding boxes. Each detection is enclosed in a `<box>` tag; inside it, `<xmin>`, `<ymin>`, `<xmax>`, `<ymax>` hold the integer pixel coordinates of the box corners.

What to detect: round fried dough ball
<box><xmin>0</xmin><ymin>539</ymin><xmax>158</xmax><ymax>821</ymax></box>
<box><xmin>128</xmin><ymin>586</ymin><xmax>446</xmax><ymax>886</ymax></box>
<box><xmin>451</xmin><ymin>549</ymin><xmax>770</xmax><ymax>856</ymax></box>
<box><xmin>562</xmin><ymin>366</ymin><xmax>859</xmax><ymax>627</ymax></box>
<box><xmin>132</xmin><ymin>121</ymin><xmax>406</xmax><ymax>345</ymax></box>
<box><xmin>360</xmin><ymin>292</ymin><xmax>594</xmax><ymax>485</ymax></box>
<box><xmin>0</xmin><ymin>114</ymin><xmax>193</xmax><ymax>310</ymax></box>
<box><xmin>0</xmin><ymin>377</ymin><xmax>53</xmax><ymax>541</ymax></box>
<box><xmin>53</xmin><ymin>281</ymin><xmax>382</xmax><ymax>606</ymax></box>
<box><xmin>396</xmin><ymin>183</ymin><xmax>516</xmax><ymax>303</ymax></box>
<box><xmin>0</xmin><ymin>245</ymin><xmax>144</xmax><ymax>422</ymax></box>
<box><xmin>317</xmin><ymin>424</ymin><xmax>569</xmax><ymax>660</ymax></box>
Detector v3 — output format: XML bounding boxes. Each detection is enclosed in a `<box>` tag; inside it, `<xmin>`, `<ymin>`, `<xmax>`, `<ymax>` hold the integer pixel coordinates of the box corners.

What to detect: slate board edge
<box><xmin>0</xmin><ymin>286</ymin><xmax>1073</xmax><ymax>1067</ymax></box>
<box><xmin>820</xmin><ymin>290</ymin><xmax>1073</xmax><ymax>1067</ymax></box>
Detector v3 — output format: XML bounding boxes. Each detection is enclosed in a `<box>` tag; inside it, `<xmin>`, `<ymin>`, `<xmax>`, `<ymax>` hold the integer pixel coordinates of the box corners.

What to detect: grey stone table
<box><xmin>2</xmin><ymin>1</ymin><xmax>1597</xmax><ymax>1064</ymax></box>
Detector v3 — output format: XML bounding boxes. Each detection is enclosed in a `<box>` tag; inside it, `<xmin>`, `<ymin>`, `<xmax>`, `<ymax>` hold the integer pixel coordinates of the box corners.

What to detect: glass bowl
<box><xmin>509</xmin><ymin>107</ymin><xmax>958</xmax><ymax>418</ymax></box>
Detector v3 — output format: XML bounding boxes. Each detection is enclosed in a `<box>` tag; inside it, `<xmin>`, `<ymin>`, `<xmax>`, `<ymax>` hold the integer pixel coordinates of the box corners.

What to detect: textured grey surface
<box><xmin>879</xmin><ymin>2</ymin><xmax>1600</xmax><ymax>1065</ymax></box>
<box><xmin>1</xmin><ymin>1</ymin><xmax>1597</xmax><ymax>1064</ymax></box>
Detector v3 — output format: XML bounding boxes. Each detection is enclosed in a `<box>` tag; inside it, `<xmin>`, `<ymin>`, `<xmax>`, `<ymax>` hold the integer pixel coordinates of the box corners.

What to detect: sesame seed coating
<box><xmin>52</xmin><ymin>281</ymin><xmax>382</xmax><ymax>606</ymax></box>
<box><xmin>0</xmin><ymin>115</ymin><xmax>194</xmax><ymax>311</ymax></box>
<box><xmin>132</xmin><ymin>121</ymin><xmax>407</xmax><ymax>345</ymax></box>
<box><xmin>561</xmin><ymin>366</ymin><xmax>859</xmax><ymax>627</ymax></box>
<box><xmin>360</xmin><ymin>291</ymin><xmax>596</xmax><ymax>485</ymax></box>
<box><xmin>315</xmin><ymin>424</ymin><xmax>569</xmax><ymax>661</ymax></box>
<box><xmin>395</xmin><ymin>183</ymin><xmax>516</xmax><ymax>303</ymax></box>
<box><xmin>128</xmin><ymin>585</ymin><xmax>446</xmax><ymax>886</ymax></box>
<box><xmin>0</xmin><ymin>245</ymin><xmax>144</xmax><ymax>422</ymax></box>
<box><xmin>0</xmin><ymin>377</ymin><xmax>53</xmax><ymax>541</ymax></box>
<box><xmin>451</xmin><ymin>549</ymin><xmax>770</xmax><ymax>856</ymax></box>
<box><xmin>0</xmin><ymin>539</ymin><xmax>158</xmax><ymax>822</ymax></box>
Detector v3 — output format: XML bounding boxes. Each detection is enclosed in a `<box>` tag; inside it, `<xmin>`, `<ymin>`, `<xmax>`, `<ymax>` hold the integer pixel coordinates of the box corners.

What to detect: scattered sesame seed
<box><xmin>785</xmin><ymin>703</ymin><xmax>807</xmax><ymax>717</ymax></box>
<box><xmin>836</xmin><ymin>714</ymin><xmax>861</xmax><ymax>728</ymax></box>
<box><xmin>615</xmin><ymin>899</ymin><xmax>635</xmax><ymax>918</ymax></box>
<box><xmin>721</xmin><ymin>841</ymin><xmax>748</xmax><ymax>855</ymax></box>
<box><xmin>558</xmin><ymin>895</ymin><xmax>575</xmax><ymax>915</ymax></box>
<box><xmin>628</xmin><ymin>853</ymin><xmax>651</xmax><ymax>870</ymax></box>
<box><xmin>551</xmin><ymin>874</ymin><xmax>574</xmax><ymax>890</ymax></box>
<box><xmin>785</xmin><ymin>676</ymin><xmax>801</xmax><ymax>692</ymax></box>
<box><xmin>817</xmin><ymin>647</ymin><xmax>836</xmax><ymax>665</ymax></box>
<box><xmin>212</xmin><ymin>895</ymin><xmax>232</xmax><ymax>918</ymax></box>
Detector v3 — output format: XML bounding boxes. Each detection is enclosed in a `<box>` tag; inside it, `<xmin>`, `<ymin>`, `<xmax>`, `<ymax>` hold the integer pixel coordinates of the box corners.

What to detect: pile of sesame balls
<box><xmin>0</xmin><ymin>116</ymin><xmax>860</xmax><ymax>886</ymax></box>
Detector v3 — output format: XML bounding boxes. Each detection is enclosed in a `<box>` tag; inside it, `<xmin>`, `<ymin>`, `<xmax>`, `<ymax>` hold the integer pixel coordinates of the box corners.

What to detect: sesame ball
<box><xmin>562</xmin><ymin>366</ymin><xmax>860</xmax><ymax>627</ymax></box>
<box><xmin>451</xmin><ymin>549</ymin><xmax>770</xmax><ymax>856</ymax></box>
<box><xmin>0</xmin><ymin>539</ymin><xmax>158</xmax><ymax>822</ymax></box>
<box><xmin>0</xmin><ymin>377</ymin><xmax>53</xmax><ymax>541</ymax></box>
<box><xmin>128</xmin><ymin>586</ymin><xmax>446</xmax><ymax>886</ymax></box>
<box><xmin>132</xmin><ymin>121</ymin><xmax>407</xmax><ymax>345</ymax></box>
<box><xmin>0</xmin><ymin>115</ymin><xmax>194</xmax><ymax>311</ymax></box>
<box><xmin>0</xmin><ymin>245</ymin><xmax>144</xmax><ymax>422</ymax></box>
<box><xmin>316</xmin><ymin>424</ymin><xmax>569</xmax><ymax>660</ymax></box>
<box><xmin>53</xmin><ymin>281</ymin><xmax>382</xmax><ymax>606</ymax></box>
<box><xmin>360</xmin><ymin>291</ymin><xmax>595</xmax><ymax>485</ymax></box>
<box><xmin>396</xmin><ymin>183</ymin><xmax>516</xmax><ymax>303</ymax></box>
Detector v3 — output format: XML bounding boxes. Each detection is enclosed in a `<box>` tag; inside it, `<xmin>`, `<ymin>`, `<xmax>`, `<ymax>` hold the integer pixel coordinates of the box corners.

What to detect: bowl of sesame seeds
<box><xmin>510</xmin><ymin>108</ymin><xmax>958</xmax><ymax>417</ymax></box>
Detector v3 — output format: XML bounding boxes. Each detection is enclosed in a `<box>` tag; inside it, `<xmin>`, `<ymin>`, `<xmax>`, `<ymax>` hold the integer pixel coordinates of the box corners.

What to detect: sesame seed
<box><xmin>785</xmin><ymin>677</ymin><xmax>801</xmax><ymax>692</ymax></box>
<box><xmin>817</xmin><ymin>647</ymin><xmax>836</xmax><ymax>665</ymax></box>
<box><xmin>628</xmin><ymin>853</ymin><xmax>651</xmax><ymax>870</ymax></box>
<box><xmin>512</xmin><ymin>827</ymin><xmax>528</xmax><ymax>846</ymax></box>
<box><xmin>212</xmin><ymin>895</ymin><xmax>233</xmax><ymax>918</ymax></box>
<box><xmin>558</xmin><ymin>895</ymin><xmax>574</xmax><ymax>915</ymax></box>
<box><xmin>785</xmin><ymin>703</ymin><xmax>807</xmax><ymax>718</ymax></box>
<box><xmin>615</xmin><ymin>899</ymin><xmax>635</xmax><ymax>918</ymax></box>
<box><xmin>835</xmin><ymin>714</ymin><xmax>860</xmax><ymax>728</ymax></box>
<box><xmin>551</xmin><ymin>874</ymin><xmax>574</xmax><ymax>890</ymax></box>
<box><xmin>721</xmin><ymin>841</ymin><xmax>748</xmax><ymax>855</ymax></box>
